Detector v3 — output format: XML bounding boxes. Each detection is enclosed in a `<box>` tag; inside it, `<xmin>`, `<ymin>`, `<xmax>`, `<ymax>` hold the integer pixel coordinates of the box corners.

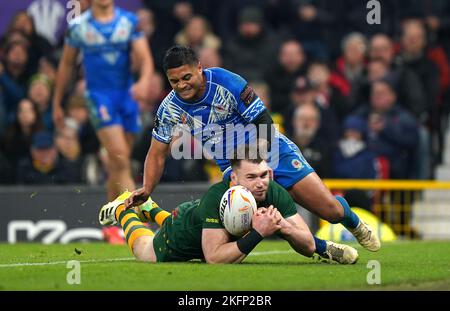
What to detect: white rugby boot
<box><xmin>319</xmin><ymin>241</ymin><xmax>359</xmax><ymax>264</ymax></box>
<box><xmin>98</xmin><ymin>191</ymin><xmax>132</xmax><ymax>226</ymax></box>
<box><xmin>348</xmin><ymin>220</ymin><xmax>381</xmax><ymax>252</ymax></box>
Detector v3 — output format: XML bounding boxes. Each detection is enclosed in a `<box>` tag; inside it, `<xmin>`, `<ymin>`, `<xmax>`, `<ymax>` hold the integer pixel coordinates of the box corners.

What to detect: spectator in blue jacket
<box><xmin>332</xmin><ymin>115</ymin><xmax>377</xmax><ymax>180</ymax></box>
<box><xmin>354</xmin><ymin>78</ymin><xmax>419</xmax><ymax>179</ymax></box>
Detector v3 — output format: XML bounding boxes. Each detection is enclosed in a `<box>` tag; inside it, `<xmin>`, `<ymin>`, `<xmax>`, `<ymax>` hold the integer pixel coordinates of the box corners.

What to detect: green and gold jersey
<box><xmin>153</xmin><ymin>178</ymin><xmax>298</xmax><ymax>262</ymax></box>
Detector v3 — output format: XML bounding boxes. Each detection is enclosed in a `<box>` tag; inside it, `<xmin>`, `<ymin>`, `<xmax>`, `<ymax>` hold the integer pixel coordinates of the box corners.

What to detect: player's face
<box><xmin>92</xmin><ymin>0</ymin><xmax>113</xmax><ymax>8</ymax></box>
<box><xmin>166</xmin><ymin>63</ymin><xmax>205</xmax><ymax>101</ymax></box>
<box><xmin>231</xmin><ymin>161</ymin><xmax>271</xmax><ymax>202</ymax></box>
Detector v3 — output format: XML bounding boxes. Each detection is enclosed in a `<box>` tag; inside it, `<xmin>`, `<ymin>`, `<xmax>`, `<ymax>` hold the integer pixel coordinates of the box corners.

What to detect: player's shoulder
<box><xmin>268</xmin><ymin>179</ymin><xmax>290</xmax><ymax>199</ymax></box>
<box><xmin>155</xmin><ymin>91</ymin><xmax>179</xmax><ymax>120</ymax></box>
<box><xmin>204</xmin><ymin>180</ymin><xmax>228</xmax><ymax>199</ymax></box>
<box><xmin>68</xmin><ymin>9</ymin><xmax>91</xmax><ymax>30</ymax></box>
<box><xmin>207</xmin><ymin>67</ymin><xmax>247</xmax><ymax>90</ymax></box>
<box><xmin>159</xmin><ymin>91</ymin><xmax>176</xmax><ymax>109</ymax></box>
<box><xmin>115</xmin><ymin>7</ymin><xmax>138</xmax><ymax>23</ymax></box>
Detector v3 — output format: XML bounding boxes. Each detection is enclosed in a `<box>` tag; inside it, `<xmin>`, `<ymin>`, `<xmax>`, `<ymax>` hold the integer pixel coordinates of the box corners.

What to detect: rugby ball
<box><xmin>219</xmin><ymin>186</ymin><xmax>257</xmax><ymax>237</ymax></box>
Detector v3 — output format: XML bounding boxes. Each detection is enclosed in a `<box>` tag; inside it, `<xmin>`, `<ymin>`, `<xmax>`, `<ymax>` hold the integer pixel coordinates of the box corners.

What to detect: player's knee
<box><xmin>322</xmin><ymin>196</ymin><xmax>344</xmax><ymax>223</ymax></box>
<box><xmin>107</xmin><ymin>150</ymin><xmax>131</xmax><ymax>171</ymax></box>
<box><xmin>133</xmin><ymin>238</ymin><xmax>156</xmax><ymax>262</ymax></box>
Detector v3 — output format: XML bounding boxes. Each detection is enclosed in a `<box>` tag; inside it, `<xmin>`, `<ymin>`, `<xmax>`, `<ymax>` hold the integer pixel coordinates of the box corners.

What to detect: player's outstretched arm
<box><xmin>202</xmin><ymin>229</ymin><xmax>247</xmax><ymax>264</ymax></box>
<box><xmin>125</xmin><ymin>138</ymin><xmax>168</xmax><ymax>208</ymax></box>
<box><xmin>202</xmin><ymin>210</ymin><xmax>281</xmax><ymax>264</ymax></box>
<box><xmin>277</xmin><ymin>213</ymin><xmax>315</xmax><ymax>257</ymax></box>
<box><xmin>53</xmin><ymin>44</ymin><xmax>78</xmax><ymax>129</ymax></box>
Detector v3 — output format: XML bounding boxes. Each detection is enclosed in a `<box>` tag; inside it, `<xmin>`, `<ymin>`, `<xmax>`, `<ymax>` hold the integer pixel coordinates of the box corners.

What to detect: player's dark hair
<box><xmin>163</xmin><ymin>45</ymin><xmax>199</xmax><ymax>72</ymax></box>
<box><xmin>230</xmin><ymin>145</ymin><xmax>265</xmax><ymax>170</ymax></box>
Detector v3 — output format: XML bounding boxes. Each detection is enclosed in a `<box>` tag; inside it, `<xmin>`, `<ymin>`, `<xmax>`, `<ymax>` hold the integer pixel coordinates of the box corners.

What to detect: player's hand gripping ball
<box><xmin>219</xmin><ymin>186</ymin><xmax>258</xmax><ymax>237</ymax></box>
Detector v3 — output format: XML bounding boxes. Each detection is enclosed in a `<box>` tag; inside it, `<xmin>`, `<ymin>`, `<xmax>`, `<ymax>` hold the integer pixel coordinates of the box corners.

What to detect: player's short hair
<box><xmin>163</xmin><ymin>45</ymin><xmax>199</xmax><ymax>72</ymax></box>
<box><xmin>230</xmin><ymin>145</ymin><xmax>265</xmax><ymax>170</ymax></box>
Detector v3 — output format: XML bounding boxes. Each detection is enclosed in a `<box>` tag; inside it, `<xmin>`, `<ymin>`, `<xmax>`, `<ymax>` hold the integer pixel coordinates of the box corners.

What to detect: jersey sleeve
<box><xmin>65</xmin><ymin>23</ymin><xmax>82</xmax><ymax>49</ymax></box>
<box><xmin>213</xmin><ymin>68</ymin><xmax>267</xmax><ymax>123</ymax></box>
<box><xmin>199</xmin><ymin>184</ymin><xmax>227</xmax><ymax>230</ymax></box>
<box><xmin>228</xmin><ymin>71</ymin><xmax>266</xmax><ymax>123</ymax></box>
<box><xmin>128</xmin><ymin>12</ymin><xmax>144</xmax><ymax>41</ymax></box>
<box><xmin>151</xmin><ymin>99</ymin><xmax>176</xmax><ymax>144</ymax></box>
<box><xmin>270</xmin><ymin>181</ymin><xmax>298</xmax><ymax>218</ymax></box>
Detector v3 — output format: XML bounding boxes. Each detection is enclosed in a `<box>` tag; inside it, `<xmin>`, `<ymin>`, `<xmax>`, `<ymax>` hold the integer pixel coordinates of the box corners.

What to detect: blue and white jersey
<box><xmin>65</xmin><ymin>7</ymin><xmax>143</xmax><ymax>91</ymax></box>
<box><xmin>153</xmin><ymin>67</ymin><xmax>301</xmax><ymax>175</ymax></box>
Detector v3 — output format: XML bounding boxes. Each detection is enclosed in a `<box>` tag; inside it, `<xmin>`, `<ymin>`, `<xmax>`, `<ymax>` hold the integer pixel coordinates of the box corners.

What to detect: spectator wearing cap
<box><xmin>353</xmin><ymin>79</ymin><xmax>419</xmax><ymax>179</ymax></box>
<box><xmin>332</xmin><ymin>115</ymin><xmax>378</xmax><ymax>211</ymax></box>
<box><xmin>28</xmin><ymin>73</ymin><xmax>53</xmax><ymax>131</ymax></box>
<box><xmin>287</xmin><ymin>76</ymin><xmax>340</xmax><ymax>144</ymax></box>
<box><xmin>223</xmin><ymin>6</ymin><xmax>279</xmax><ymax>82</ymax></box>
<box><xmin>15</xmin><ymin>131</ymin><xmax>81</xmax><ymax>184</ymax></box>
<box><xmin>264</xmin><ymin>39</ymin><xmax>308</xmax><ymax>115</ymax></box>
<box><xmin>332</xmin><ymin>116</ymin><xmax>377</xmax><ymax>180</ymax></box>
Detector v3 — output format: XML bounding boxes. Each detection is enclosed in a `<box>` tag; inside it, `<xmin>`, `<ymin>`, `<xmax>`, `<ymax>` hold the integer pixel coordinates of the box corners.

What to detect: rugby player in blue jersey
<box><xmin>123</xmin><ymin>45</ymin><xmax>380</xmax><ymax>258</ymax></box>
<box><xmin>53</xmin><ymin>0</ymin><xmax>154</xmax><ymax>243</ymax></box>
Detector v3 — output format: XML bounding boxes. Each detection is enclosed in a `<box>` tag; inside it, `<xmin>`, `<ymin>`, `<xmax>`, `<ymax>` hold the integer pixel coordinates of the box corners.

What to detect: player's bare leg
<box><xmin>99</xmin><ymin>192</ymin><xmax>157</xmax><ymax>262</ymax></box>
<box><xmin>133</xmin><ymin>236</ymin><xmax>157</xmax><ymax>262</ymax></box>
<box><xmin>97</xmin><ymin>125</ymin><xmax>135</xmax><ymax>201</ymax></box>
<box><xmin>289</xmin><ymin>173</ymin><xmax>380</xmax><ymax>252</ymax></box>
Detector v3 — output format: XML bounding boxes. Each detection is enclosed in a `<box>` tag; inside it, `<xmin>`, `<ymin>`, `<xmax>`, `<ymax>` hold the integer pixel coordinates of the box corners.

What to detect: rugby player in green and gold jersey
<box><xmin>99</xmin><ymin>145</ymin><xmax>358</xmax><ymax>264</ymax></box>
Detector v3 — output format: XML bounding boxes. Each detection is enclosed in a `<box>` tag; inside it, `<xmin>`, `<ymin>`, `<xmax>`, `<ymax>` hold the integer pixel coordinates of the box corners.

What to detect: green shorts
<box><xmin>152</xmin><ymin>200</ymin><xmax>204</xmax><ymax>262</ymax></box>
<box><xmin>152</xmin><ymin>216</ymin><xmax>176</xmax><ymax>262</ymax></box>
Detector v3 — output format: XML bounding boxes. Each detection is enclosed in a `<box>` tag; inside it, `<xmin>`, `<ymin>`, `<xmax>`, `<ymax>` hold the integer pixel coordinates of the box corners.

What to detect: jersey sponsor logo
<box><xmin>205</xmin><ymin>218</ymin><xmax>219</xmax><ymax>224</ymax></box>
<box><xmin>99</xmin><ymin>105</ymin><xmax>111</xmax><ymax>122</ymax></box>
<box><xmin>180</xmin><ymin>113</ymin><xmax>188</xmax><ymax>124</ymax></box>
<box><xmin>291</xmin><ymin>159</ymin><xmax>303</xmax><ymax>171</ymax></box>
<box><xmin>240</xmin><ymin>84</ymin><xmax>256</xmax><ymax>106</ymax></box>
<box><xmin>193</xmin><ymin>105</ymin><xmax>208</xmax><ymax>113</ymax></box>
<box><xmin>172</xmin><ymin>207</ymin><xmax>179</xmax><ymax>219</ymax></box>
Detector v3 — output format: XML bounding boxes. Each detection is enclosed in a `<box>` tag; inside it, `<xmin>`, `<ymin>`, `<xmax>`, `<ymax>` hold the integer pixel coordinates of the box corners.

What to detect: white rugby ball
<box><xmin>219</xmin><ymin>186</ymin><xmax>257</xmax><ymax>237</ymax></box>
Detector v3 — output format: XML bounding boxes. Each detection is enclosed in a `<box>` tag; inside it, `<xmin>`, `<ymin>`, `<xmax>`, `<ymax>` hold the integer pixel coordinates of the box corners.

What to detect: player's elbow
<box><xmin>204</xmin><ymin>253</ymin><xmax>221</xmax><ymax>264</ymax></box>
<box><xmin>204</xmin><ymin>252</ymin><xmax>233</xmax><ymax>264</ymax></box>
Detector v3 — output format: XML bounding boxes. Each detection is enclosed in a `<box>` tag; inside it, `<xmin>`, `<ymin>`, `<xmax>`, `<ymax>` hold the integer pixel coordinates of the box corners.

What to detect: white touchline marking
<box><xmin>0</xmin><ymin>257</ymin><xmax>134</xmax><ymax>268</ymax></box>
<box><xmin>0</xmin><ymin>250</ymin><xmax>295</xmax><ymax>268</ymax></box>
<box><xmin>249</xmin><ymin>250</ymin><xmax>295</xmax><ymax>256</ymax></box>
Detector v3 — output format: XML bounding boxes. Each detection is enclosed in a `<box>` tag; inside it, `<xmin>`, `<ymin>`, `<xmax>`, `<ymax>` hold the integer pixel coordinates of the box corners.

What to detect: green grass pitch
<box><xmin>0</xmin><ymin>241</ymin><xmax>449</xmax><ymax>290</ymax></box>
